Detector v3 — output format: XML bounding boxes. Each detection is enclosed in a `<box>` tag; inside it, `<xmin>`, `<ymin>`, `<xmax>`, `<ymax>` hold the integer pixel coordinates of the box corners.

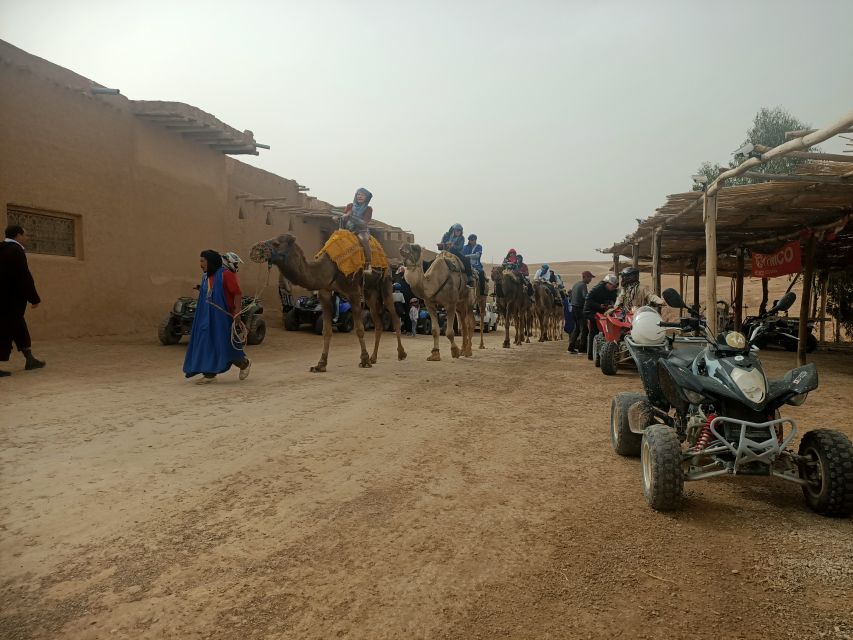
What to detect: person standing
<box><xmin>341</xmin><ymin>187</ymin><xmax>374</xmax><ymax>273</ymax></box>
<box><xmin>408</xmin><ymin>298</ymin><xmax>421</xmax><ymax>337</ymax></box>
<box><xmin>183</xmin><ymin>250</ymin><xmax>251</xmax><ymax>384</ymax></box>
<box><xmin>463</xmin><ymin>233</ymin><xmax>486</xmax><ymax>294</ymax></box>
<box><xmin>582</xmin><ymin>273</ymin><xmax>618</xmax><ymax>360</ymax></box>
<box><xmin>0</xmin><ymin>225</ymin><xmax>45</xmax><ymax>376</ymax></box>
<box><xmin>568</xmin><ymin>271</ymin><xmax>594</xmax><ymax>354</ymax></box>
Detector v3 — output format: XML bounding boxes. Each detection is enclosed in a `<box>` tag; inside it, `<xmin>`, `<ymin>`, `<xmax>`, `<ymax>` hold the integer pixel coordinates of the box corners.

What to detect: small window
<box><xmin>6</xmin><ymin>205</ymin><xmax>81</xmax><ymax>257</ymax></box>
<box><xmin>238</xmin><ymin>206</ymin><xmax>246</xmax><ymax>220</ymax></box>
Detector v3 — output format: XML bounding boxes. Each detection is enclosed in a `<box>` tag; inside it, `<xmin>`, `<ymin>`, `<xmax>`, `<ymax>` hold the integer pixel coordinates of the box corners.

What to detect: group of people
<box><xmin>566</xmin><ymin>266</ymin><xmax>665</xmax><ymax>359</ymax></box>
<box><xmin>436</xmin><ymin>223</ymin><xmax>486</xmax><ymax>292</ymax></box>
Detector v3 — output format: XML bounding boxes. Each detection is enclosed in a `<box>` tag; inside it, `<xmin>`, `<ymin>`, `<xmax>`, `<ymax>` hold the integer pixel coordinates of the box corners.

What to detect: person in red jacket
<box><xmin>341</xmin><ymin>187</ymin><xmax>374</xmax><ymax>273</ymax></box>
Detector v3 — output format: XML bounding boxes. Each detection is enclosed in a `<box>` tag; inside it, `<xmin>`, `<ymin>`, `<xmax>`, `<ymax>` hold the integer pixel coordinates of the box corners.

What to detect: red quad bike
<box><xmin>592</xmin><ymin>309</ymin><xmax>634</xmax><ymax>376</ymax></box>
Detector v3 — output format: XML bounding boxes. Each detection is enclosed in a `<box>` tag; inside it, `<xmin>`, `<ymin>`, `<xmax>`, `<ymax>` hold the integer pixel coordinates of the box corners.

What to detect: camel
<box><xmin>399</xmin><ymin>243</ymin><xmax>474</xmax><ymax>360</ymax></box>
<box><xmin>491</xmin><ymin>265</ymin><xmax>531</xmax><ymax>348</ymax></box>
<box><xmin>250</xmin><ymin>234</ymin><xmax>406</xmax><ymax>372</ymax></box>
<box><xmin>533</xmin><ymin>281</ymin><xmax>563</xmax><ymax>341</ymax></box>
<box><xmin>471</xmin><ymin>273</ymin><xmax>489</xmax><ymax>350</ymax></box>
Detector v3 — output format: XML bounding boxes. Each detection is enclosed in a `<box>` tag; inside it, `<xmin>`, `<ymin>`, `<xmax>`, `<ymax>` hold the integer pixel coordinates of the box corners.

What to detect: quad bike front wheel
<box><xmin>798</xmin><ymin>429</ymin><xmax>853</xmax><ymax>517</ymax></box>
<box><xmin>641</xmin><ymin>425</ymin><xmax>684</xmax><ymax>511</ymax></box>
<box><xmin>593</xmin><ymin>334</ymin><xmax>605</xmax><ymax>367</ymax></box>
<box><xmin>158</xmin><ymin>317</ymin><xmax>182</xmax><ymax>345</ymax></box>
<box><xmin>599</xmin><ymin>340</ymin><xmax>620</xmax><ymax>375</ymax></box>
<box><xmin>247</xmin><ymin>316</ymin><xmax>266</xmax><ymax>345</ymax></box>
<box><xmin>610</xmin><ymin>392</ymin><xmax>645</xmax><ymax>457</ymax></box>
<box><xmin>283</xmin><ymin>309</ymin><xmax>300</xmax><ymax>331</ymax></box>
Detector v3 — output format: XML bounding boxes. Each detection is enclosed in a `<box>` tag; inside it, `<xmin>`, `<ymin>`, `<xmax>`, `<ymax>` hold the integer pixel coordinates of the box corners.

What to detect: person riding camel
<box><xmin>341</xmin><ymin>187</ymin><xmax>374</xmax><ymax>273</ymax></box>
<box><xmin>463</xmin><ymin>233</ymin><xmax>486</xmax><ymax>294</ymax></box>
<box><xmin>516</xmin><ymin>254</ymin><xmax>534</xmax><ymax>297</ymax></box>
<box><xmin>611</xmin><ymin>266</ymin><xmax>665</xmax><ymax>314</ymax></box>
<box><xmin>438</xmin><ymin>223</ymin><xmax>475</xmax><ymax>287</ymax></box>
<box><xmin>534</xmin><ymin>263</ymin><xmax>562</xmax><ymax>304</ymax></box>
<box><xmin>502</xmin><ymin>248</ymin><xmax>519</xmax><ymax>270</ymax></box>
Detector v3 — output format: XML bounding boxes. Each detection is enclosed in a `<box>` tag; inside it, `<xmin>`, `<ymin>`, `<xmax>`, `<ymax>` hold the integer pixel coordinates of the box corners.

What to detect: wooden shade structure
<box><xmin>601</xmin><ymin>109</ymin><xmax>853</xmax><ymax>365</ymax></box>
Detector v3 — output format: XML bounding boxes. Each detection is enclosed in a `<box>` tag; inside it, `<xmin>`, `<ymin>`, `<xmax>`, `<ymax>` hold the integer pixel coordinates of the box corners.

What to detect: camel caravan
<box><xmin>246</xmin><ymin>190</ymin><xmax>568</xmax><ymax>372</ymax></box>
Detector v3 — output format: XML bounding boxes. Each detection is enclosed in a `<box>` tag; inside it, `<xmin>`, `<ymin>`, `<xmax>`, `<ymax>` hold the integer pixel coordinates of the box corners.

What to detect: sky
<box><xmin>2</xmin><ymin>0</ymin><xmax>852</xmax><ymax>261</ymax></box>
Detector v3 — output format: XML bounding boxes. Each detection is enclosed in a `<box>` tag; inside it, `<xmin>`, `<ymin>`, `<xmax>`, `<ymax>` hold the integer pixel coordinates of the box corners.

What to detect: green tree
<box><xmin>827</xmin><ymin>271</ymin><xmax>853</xmax><ymax>337</ymax></box>
<box><xmin>691</xmin><ymin>106</ymin><xmax>816</xmax><ymax>190</ymax></box>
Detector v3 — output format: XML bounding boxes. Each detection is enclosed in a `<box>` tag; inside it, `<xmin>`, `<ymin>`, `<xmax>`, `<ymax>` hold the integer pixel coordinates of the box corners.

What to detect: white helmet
<box><xmin>222</xmin><ymin>251</ymin><xmax>244</xmax><ymax>273</ymax></box>
<box><xmin>603</xmin><ymin>273</ymin><xmax>618</xmax><ymax>286</ymax></box>
<box><xmin>631</xmin><ymin>306</ymin><xmax>666</xmax><ymax>345</ymax></box>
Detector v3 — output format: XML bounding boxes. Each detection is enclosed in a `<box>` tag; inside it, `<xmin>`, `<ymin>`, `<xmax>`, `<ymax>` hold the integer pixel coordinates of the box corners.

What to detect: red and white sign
<box><xmin>751</xmin><ymin>241</ymin><xmax>802</xmax><ymax>278</ymax></box>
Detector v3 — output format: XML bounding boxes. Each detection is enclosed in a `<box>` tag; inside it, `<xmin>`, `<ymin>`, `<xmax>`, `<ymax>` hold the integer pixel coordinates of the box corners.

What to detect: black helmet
<box><xmin>619</xmin><ymin>266</ymin><xmax>640</xmax><ymax>285</ymax></box>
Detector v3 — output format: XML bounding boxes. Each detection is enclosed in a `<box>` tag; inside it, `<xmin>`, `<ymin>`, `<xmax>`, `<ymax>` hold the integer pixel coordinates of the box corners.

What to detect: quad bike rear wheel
<box><xmin>641</xmin><ymin>425</ymin><xmax>684</xmax><ymax>511</ymax></box>
<box><xmin>610</xmin><ymin>392</ymin><xmax>645</xmax><ymax>457</ymax></box>
<box><xmin>600</xmin><ymin>340</ymin><xmax>620</xmax><ymax>375</ymax></box>
<box><xmin>158</xmin><ymin>317</ymin><xmax>182</xmax><ymax>345</ymax></box>
<box><xmin>246</xmin><ymin>316</ymin><xmax>266</xmax><ymax>345</ymax></box>
<box><xmin>283</xmin><ymin>309</ymin><xmax>300</xmax><ymax>331</ymax></box>
<box><xmin>338</xmin><ymin>311</ymin><xmax>354</xmax><ymax>333</ymax></box>
<box><xmin>798</xmin><ymin>429</ymin><xmax>853</xmax><ymax>517</ymax></box>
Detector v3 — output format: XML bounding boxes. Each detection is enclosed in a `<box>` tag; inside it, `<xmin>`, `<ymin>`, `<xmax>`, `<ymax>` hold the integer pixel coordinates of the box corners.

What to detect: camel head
<box><xmin>399</xmin><ymin>242</ymin><xmax>422</xmax><ymax>267</ymax></box>
<box><xmin>490</xmin><ymin>265</ymin><xmax>505</xmax><ymax>283</ymax></box>
<box><xmin>249</xmin><ymin>234</ymin><xmax>302</xmax><ymax>270</ymax></box>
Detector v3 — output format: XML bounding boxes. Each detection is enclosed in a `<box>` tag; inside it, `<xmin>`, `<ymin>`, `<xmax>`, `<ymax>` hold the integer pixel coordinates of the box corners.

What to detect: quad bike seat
<box><xmin>666</xmin><ymin>345</ymin><xmax>704</xmax><ymax>370</ymax></box>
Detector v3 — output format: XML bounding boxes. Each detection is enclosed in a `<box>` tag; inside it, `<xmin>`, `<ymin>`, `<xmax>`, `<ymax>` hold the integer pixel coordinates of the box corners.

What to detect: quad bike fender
<box><xmin>767</xmin><ymin>363</ymin><xmax>818</xmax><ymax>404</ymax></box>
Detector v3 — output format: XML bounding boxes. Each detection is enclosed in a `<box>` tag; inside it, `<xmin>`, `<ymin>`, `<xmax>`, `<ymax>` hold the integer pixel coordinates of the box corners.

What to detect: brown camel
<box><xmin>250</xmin><ymin>234</ymin><xmax>406</xmax><ymax>372</ymax></box>
<box><xmin>533</xmin><ymin>281</ymin><xmax>563</xmax><ymax>341</ymax></box>
<box><xmin>490</xmin><ymin>266</ymin><xmax>530</xmax><ymax>348</ymax></box>
<box><xmin>400</xmin><ymin>243</ymin><xmax>473</xmax><ymax>360</ymax></box>
<box><xmin>473</xmin><ymin>276</ymin><xmax>489</xmax><ymax>350</ymax></box>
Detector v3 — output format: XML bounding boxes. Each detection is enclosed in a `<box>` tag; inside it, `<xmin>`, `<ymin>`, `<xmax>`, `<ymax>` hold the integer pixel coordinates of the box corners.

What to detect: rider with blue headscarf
<box><xmin>438</xmin><ymin>223</ymin><xmax>475</xmax><ymax>287</ymax></box>
<box><xmin>342</xmin><ymin>187</ymin><xmax>374</xmax><ymax>273</ymax></box>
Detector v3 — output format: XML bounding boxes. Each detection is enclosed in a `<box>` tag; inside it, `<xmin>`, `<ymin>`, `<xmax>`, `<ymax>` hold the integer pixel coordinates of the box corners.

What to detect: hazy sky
<box><xmin>2</xmin><ymin>0</ymin><xmax>852</xmax><ymax>261</ymax></box>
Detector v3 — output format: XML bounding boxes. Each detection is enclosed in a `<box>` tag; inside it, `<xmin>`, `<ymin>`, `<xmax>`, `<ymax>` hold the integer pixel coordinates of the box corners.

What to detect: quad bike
<box><xmin>593</xmin><ymin>309</ymin><xmax>635</xmax><ymax>376</ymax></box>
<box><xmin>741</xmin><ymin>314</ymin><xmax>817</xmax><ymax>354</ymax></box>
<box><xmin>159</xmin><ymin>294</ymin><xmax>266</xmax><ymax>345</ymax></box>
<box><xmin>610</xmin><ymin>289</ymin><xmax>853</xmax><ymax>517</ymax></box>
<box><xmin>284</xmin><ymin>295</ymin><xmax>354</xmax><ymax>334</ymax></box>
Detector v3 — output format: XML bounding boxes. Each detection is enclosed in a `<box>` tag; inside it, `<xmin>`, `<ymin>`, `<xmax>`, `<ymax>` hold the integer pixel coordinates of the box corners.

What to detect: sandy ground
<box><xmin>1</xmin><ymin>325</ymin><xmax>852</xmax><ymax>640</ymax></box>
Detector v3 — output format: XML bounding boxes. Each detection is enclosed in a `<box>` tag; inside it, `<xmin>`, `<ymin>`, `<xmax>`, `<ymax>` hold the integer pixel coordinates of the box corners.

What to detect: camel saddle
<box><xmin>438</xmin><ymin>251</ymin><xmax>465</xmax><ymax>273</ymax></box>
<box><xmin>315</xmin><ymin>230</ymin><xmax>390</xmax><ymax>276</ymax></box>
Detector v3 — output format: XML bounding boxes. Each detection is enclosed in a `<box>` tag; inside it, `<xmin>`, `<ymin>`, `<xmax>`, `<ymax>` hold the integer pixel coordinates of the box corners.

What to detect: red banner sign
<box><xmin>751</xmin><ymin>241</ymin><xmax>802</xmax><ymax>278</ymax></box>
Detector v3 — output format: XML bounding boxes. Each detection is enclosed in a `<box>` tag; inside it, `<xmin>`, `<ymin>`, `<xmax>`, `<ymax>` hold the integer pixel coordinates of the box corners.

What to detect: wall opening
<box><xmin>238</xmin><ymin>206</ymin><xmax>246</xmax><ymax>220</ymax></box>
<box><xmin>6</xmin><ymin>205</ymin><xmax>82</xmax><ymax>258</ymax></box>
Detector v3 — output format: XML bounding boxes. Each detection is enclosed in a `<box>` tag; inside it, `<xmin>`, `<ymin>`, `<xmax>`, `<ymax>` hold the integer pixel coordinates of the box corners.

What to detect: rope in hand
<box><xmin>205</xmin><ymin>263</ymin><xmax>273</xmax><ymax>350</ymax></box>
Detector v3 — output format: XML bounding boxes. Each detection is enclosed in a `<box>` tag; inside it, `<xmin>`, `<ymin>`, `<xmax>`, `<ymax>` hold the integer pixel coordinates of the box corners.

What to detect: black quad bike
<box><xmin>284</xmin><ymin>295</ymin><xmax>355</xmax><ymax>334</ymax></box>
<box><xmin>610</xmin><ymin>288</ymin><xmax>852</xmax><ymax>517</ymax></box>
<box><xmin>159</xmin><ymin>295</ymin><xmax>266</xmax><ymax>345</ymax></box>
<box><xmin>741</xmin><ymin>314</ymin><xmax>817</xmax><ymax>354</ymax></box>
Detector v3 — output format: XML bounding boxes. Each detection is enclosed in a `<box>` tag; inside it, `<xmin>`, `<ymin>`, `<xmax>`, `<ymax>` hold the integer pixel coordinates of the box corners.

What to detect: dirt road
<box><xmin>1</xmin><ymin>328</ymin><xmax>852</xmax><ymax>639</ymax></box>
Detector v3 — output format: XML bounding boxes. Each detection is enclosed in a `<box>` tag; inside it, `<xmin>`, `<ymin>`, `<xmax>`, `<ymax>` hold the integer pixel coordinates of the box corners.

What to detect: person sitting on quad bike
<box><xmin>611</xmin><ymin>267</ymin><xmax>665</xmax><ymax>314</ymax></box>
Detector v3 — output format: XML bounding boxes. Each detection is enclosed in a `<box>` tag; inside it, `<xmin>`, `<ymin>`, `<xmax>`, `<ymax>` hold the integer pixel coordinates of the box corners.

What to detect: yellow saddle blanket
<box><xmin>315</xmin><ymin>230</ymin><xmax>389</xmax><ymax>276</ymax></box>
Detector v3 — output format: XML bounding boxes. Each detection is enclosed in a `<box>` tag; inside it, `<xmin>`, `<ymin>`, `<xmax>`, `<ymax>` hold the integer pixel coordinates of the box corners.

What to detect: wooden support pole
<box><xmin>734</xmin><ymin>247</ymin><xmax>745</xmax><ymax>330</ymax></box>
<box><xmin>760</xmin><ymin>278</ymin><xmax>769</xmax><ymax>315</ymax></box>
<box><xmin>693</xmin><ymin>260</ymin><xmax>700</xmax><ymax>309</ymax></box>
<box><xmin>652</xmin><ymin>228</ymin><xmax>662</xmax><ymax>295</ymax></box>
<box><xmin>704</xmin><ymin>193</ymin><xmax>719</xmax><ymax>335</ymax></box>
<box><xmin>679</xmin><ymin>267</ymin><xmax>685</xmax><ymax>318</ymax></box>
<box><xmin>612</xmin><ymin>253</ymin><xmax>619</xmax><ymax>274</ymax></box>
<box><xmin>632</xmin><ymin>244</ymin><xmax>640</xmax><ymax>269</ymax></box>
<box><xmin>819</xmin><ymin>273</ymin><xmax>828</xmax><ymax>343</ymax></box>
<box><xmin>797</xmin><ymin>235</ymin><xmax>816</xmax><ymax>366</ymax></box>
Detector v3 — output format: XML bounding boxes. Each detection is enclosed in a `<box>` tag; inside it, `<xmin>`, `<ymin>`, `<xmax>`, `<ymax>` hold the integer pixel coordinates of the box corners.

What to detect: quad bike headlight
<box><xmin>173</xmin><ymin>300</ymin><xmax>185</xmax><ymax>314</ymax></box>
<box><xmin>731</xmin><ymin>367</ymin><xmax>767</xmax><ymax>404</ymax></box>
<box><xmin>786</xmin><ymin>392</ymin><xmax>808</xmax><ymax>406</ymax></box>
<box><xmin>682</xmin><ymin>388</ymin><xmax>707</xmax><ymax>404</ymax></box>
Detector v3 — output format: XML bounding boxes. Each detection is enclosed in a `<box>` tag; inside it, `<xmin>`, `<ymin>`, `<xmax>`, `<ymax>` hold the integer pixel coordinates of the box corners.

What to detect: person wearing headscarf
<box><xmin>183</xmin><ymin>250</ymin><xmax>251</xmax><ymax>384</ymax></box>
<box><xmin>438</xmin><ymin>223</ymin><xmax>474</xmax><ymax>287</ymax></box>
<box><xmin>342</xmin><ymin>187</ymin><xmax>374</xmax><ymax>273</ymax></box>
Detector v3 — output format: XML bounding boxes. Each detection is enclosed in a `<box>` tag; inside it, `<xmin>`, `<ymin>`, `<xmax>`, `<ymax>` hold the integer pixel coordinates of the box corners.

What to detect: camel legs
<box><xmin>503</xmin><ymin>301</ymin><xmax>512</xmax><ymax>348</ymax></box>
<box><xmin>426</xmin><ymin>302</ymin><xmax>442</xmax><ymax>361</ymax></box>
<box><xmin>365</xmin><ymin>291</ymin><xmax>384</xmax><ymax>365</ymax></box>
<box><xmin>477</xmin><ymin>295</ymin><xmax>486</xmax><ymax>350</ymax></box>
<box><xmin>460</xmin><ymin>304</ymin><xmax>473</xmax><ymax>358</ymax></box>
<box><xmin>445</xmin><ymin>307</ymin><xmax>462</xmax><ymax>358</ymax></box>
<box><xmin>309</xmin><ymin>290</ymin><xmax>335</xmax><ymax>373</ymax></box>
<box><xmin>379</xmin><ymin>283</ymin><xmax>407</xmax><ymax>362</ymax></box>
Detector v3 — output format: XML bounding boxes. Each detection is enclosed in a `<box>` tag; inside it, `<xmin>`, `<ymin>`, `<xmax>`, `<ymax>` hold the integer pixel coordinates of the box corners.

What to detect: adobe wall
<box><xmin>0</xmin><ymin>41</ymin><xmax>329</xmax><ymax>339</ymax></box>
